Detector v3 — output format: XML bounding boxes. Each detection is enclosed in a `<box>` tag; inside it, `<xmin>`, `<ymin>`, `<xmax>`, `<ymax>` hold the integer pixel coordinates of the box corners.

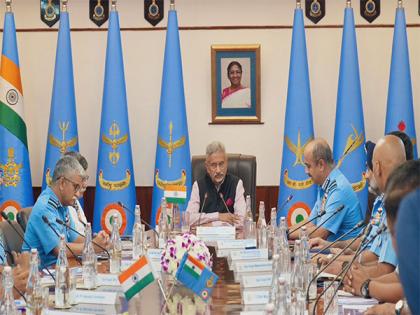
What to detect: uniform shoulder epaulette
<box><xmin>47</xmin><ymin>197</ymin><xmax>59</xmax><ymax>209</ymax></box>
<box><xmin>326</xmin><ymin>180</ymin><xmax>337</xmax><ymax>194</ymax></box>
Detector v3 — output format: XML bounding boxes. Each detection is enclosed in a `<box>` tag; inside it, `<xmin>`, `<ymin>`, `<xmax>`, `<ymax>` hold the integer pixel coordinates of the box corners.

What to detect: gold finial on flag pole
<box><xmin>397</xmin><ymin>0</ymin><xmax>402</xmax><ymax>8</ymax></box>
<box><xmin>296</xmin><ymin>0</ymin><xmax>301</xmax><ymax>9</ymax></box>
<box><xmin>346</xmin><ymin>0</ymin><xmax>351</xmax><ymax>8</ymax></box>
<box><xmin>111</xmin><ymin>0</ymin><xmax>117</xmax><ymax>11</ymax></box>
<box><xmin>61</xmin><ymin>0</ymin><xmax>68</xmax><ymax>12</ymax></box>
<box><xmin>170</xmin><ymin>0</ymin><xmax>175</xmax><ymax>11</ymax></box>
<box><xmin>5</xmin><ymin>0</ymin><xmax>11</xmax><ymax>12</ymax></box>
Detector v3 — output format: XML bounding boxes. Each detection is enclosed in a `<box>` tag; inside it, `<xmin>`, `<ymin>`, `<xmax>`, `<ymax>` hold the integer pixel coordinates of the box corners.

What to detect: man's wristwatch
<box><xmin>360</xmin><ymin>279</ymin><xmax>371</xmax><ymax>298</ymax></box>
<box><xmin>395</xmin><ymin>299</ymin><xmax>405</xmax><ymax>315</ymax></box>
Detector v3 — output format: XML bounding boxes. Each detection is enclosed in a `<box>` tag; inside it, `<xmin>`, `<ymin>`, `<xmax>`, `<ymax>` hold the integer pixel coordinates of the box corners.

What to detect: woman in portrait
<box><xmin>221</xmin><ymin>61</ymin><xmax>251</xmax><ymax>108</ymax></box>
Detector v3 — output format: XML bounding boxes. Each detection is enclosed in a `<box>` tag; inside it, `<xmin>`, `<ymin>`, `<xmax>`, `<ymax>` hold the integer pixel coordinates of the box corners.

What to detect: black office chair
<box><xmin>17</xmin><ymin>207</ymin><xmax>32</xmax><ymax>231</ymax></box>
<box><xmin>0</xmin><ymin>220</ymin><xmax>24</xmax><ymax>265</ymax></box>
<box><xmin>191</xmin><ymin>154</ymin><xmax>257</xmax><ymax>219</ymax></box>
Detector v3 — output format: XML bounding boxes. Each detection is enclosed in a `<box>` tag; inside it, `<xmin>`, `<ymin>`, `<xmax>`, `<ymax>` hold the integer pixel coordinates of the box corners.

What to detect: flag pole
<box><xmin>111</xmin><ymin>0</ymin><xmax>116</xmax><ymax>10</ymax></box>
<box><xmin>346</xmin><ymin>0</ymin><xmax>351</xmax><ymax>8</ymax></box>
<box><xmin>397</xmin><ymin>0</ymin><xmax>402</xmax><ymax>8</ymax></box>
<box><xmin>5</xmin><ymin>0</ymin><xmax>11</xmax><ymax>12</ymax></box>
<box><xmin>296</xmin><ymin>0</ymin><xmax>301</xmax><ymax>9</ymax></box>
<box><xmin>170</xmin><ymin>0</ymin><xmax>175</xmax><ymax>10</ymax></box>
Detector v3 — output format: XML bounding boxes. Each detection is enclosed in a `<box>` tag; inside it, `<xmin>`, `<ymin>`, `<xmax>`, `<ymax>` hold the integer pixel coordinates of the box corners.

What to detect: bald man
<box><xmin>342</xmin><ymin>135</ymin><xmax>407</xmax><ymax>299</ymax></box>
<box><xmin>289</xmin><ymin>138</ymin><xmax>363</xmax><ymax>241</ymax></box>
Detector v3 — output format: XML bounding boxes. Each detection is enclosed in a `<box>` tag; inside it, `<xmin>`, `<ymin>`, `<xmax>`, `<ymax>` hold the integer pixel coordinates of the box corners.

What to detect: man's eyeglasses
<box><xmin>63</xmin><ymin>177</ymin><xmax>82</xmax><ymax>193</ymax></box>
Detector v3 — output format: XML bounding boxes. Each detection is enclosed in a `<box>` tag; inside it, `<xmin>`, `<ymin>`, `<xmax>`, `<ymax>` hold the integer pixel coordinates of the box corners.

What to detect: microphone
<box><xmin>311</xmin><ymin>220</ymin><xmax>365</xmax><ymax>259</ymax></box>
<box><xmin>55</xmin><ymin>218</ymin><xmax>110</xmax><ymax>258</ymax></box>
<box><xmin>314</xmin><ymin>224</ymin><xmax>387</xmax><ymax>315</ymax></box>
<box><xmin>0</xmin><ymin>212</ymin><xmax>55</xmax><ymax>280</ymax></box>
<box><xmin>287</xmin><ymin>208</ymin><xmax>327</xmax><ymax>236</ymax></box>
<box><xmin>219</xmin><ymin>193</ymin><xmax>232</xmax><ymax>214</ymax></box>
<box><xmin>306</xmin><ymin>223</ymin><xmax>372</xmax><ymax>303</ymax></box>
<box><xmin>308</xmin><ymin>205</ymin><xmax>345</xmax><ymax>238</ymax></box>
<box><xmin>73</xmin><ymin>200</ymin><xmax>87</xmax><ymax>228</ymax></box>
<box><xmin>196</xmin><ymin>192</ymin><xmax>208</xmax><ymax>227</ymax></box>
<box><xmin>1</xmin><ymin>212</ymin><xmax>32</xmax><ymax>250</ymax></box>
<box><xmin>278</xmin><ymin>194</ymin><xmax>293</xmax><ymax>214</ymax></box>
<box><xmin>117</xmin><ymin>201</ymin><xmax>159</xmax><ymax>237</ymax></box>
<box><xmin>41</xmin><ymin>215</ymin><xmax>82</xmax><ymax>266</ymax></box>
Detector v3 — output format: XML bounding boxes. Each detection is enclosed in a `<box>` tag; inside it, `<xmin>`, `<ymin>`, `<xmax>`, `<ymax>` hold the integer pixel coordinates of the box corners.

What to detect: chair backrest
<box><xmin>191</xmin><ymin>154</ymin><xmax>257</xmax><ymax>218</ymax></box>
<box><xmin>0</xmin><ymin>220</ymin><xmax>24</xmax><ymax>265</ymax></box>
<box><xmin>17</xmin><ymin>207</ymin><xmax>32</xmax><ymax>231</ymax></box>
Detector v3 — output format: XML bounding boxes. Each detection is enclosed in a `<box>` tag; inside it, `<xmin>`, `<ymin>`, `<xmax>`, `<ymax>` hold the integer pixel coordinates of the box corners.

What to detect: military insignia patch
<box><xmin>101</xmin><ymin>203</ymin><xmax>127</xmax><ymax>234</ymax></box>
<box><xmin>0</xmin><ymin>200</ymin><xmax>21</xmax><ymax>222</ymax></box>
<box><xmin>287</xmin><ymin>202</ymin><xmax>310</xmax><ymax>226</ymax></box>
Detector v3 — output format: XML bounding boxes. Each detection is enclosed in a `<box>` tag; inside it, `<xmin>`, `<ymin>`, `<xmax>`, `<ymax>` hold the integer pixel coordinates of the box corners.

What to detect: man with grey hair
<box><xmin>289</xmin><ymin>138</ymin><xmax>363</xmax><ymax>241</ymax></box>
<box><xmin>23</xmin><ymin>156</ymin><xmax>109</xmax><ymax>267</ymax></box>
<box><xmin>186</xmin><ymin>141</ymin><xmax>245</xmax><ymax>228</ymax></box>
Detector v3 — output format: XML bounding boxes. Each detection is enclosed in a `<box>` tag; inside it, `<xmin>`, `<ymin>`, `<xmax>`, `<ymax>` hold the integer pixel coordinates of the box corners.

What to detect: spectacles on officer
<box><xmin>62</xmin><ymin>177</ymin><xmax>82</xmax><ymax>193</ymax></box>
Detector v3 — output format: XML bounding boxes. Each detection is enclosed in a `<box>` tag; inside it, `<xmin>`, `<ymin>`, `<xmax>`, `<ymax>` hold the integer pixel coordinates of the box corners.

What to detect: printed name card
<box><xmin>234</xmin><ymin>261</ymin><xmax>272</xmax><ymax>273</ymax></box>
<box><xmin>216</xmin><ymin>239</ymin><xmax>257</xmax><ymax>249</ymax></box>
<box><xmin>229</xmin><ymin>248</ymin><xmax>268</xmax><ymax>261</ymax></box>
<box><xmin>242</xmin><ymin>290</ymin><xmax>269</xmax><ymax>305</ymax></box>
<box><xmin>96</xmin><ymin>274</ymin><xmax>120</xmax><ymax>287</ymax></box>
<box><xmin>147</xmin><ymin>248</ymin><xmax>163</xmax><ymax>260</ymax></box>
<box><xmin>74</xmin><ymin>290</ymin><xmax>118</xmax><ymax>305</ymax></box>
<box><xmin>196</xmin><ymin>226</ymin><xmax>236</xmax><ymax>242</ymax></box>
<box><xmin>241</xmin><ymin>274</ymin><xmax>272</xmax><ymax>288</ymax></box>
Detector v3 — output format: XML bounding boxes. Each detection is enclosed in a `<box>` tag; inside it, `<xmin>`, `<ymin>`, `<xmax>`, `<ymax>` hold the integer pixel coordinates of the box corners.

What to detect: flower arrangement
<box><xmin>161</xmin><ymin>232</ymin><xmax>212</xmax><ymax>276</ymax></box>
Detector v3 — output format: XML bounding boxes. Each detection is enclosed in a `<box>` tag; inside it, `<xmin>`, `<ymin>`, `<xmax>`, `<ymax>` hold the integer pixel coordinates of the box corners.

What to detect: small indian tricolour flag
<box><xmin>183</xmin><ymin>255</ymin><xmax>204</xmax><ymax>279</ymax></box>
<box><xmin>164</xmin><ymin>185</ymin><xmax>187</xmax><ymax>204</ymax></box>
<box><xmin>118</xmin><ymin>256</ymin><xmax>155</xmax><ymax>300</ymax></box>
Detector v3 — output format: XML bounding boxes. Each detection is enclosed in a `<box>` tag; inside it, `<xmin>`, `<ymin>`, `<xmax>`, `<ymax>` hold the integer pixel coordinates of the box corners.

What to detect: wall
<box><xmin>1</xmin><ymin>0</ymin><xmax>419</xmax><ymax>187</ymax></box>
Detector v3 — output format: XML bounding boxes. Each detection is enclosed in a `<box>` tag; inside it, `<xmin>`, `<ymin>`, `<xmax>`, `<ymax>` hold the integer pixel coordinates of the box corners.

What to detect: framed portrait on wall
<box><xmin>211</xmin><ymin>44</ymin><xmax>261</xmax><ymax>124</ymax></box>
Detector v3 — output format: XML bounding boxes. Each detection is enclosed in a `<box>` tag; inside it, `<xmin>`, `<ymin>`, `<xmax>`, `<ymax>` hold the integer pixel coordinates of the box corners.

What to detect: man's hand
<box><xmin>12</xmin><ymin>251</ymin><xmax>30</xmax><ymax>269</ymax></box>
<box><xmin>218</xmin><ymin>213</ymin><xmax>241</xmax><ymax>225</ymax></box>
<box><xmin>93</xmin><ymin>230</ymin><xmax>110</xmax><ymax>252</ymax></box>
<box><xmin>364</xmin><ymin>303</ymin><xmax>395</xmax><ymax>315</ymax></box>
<box><xmin>343</xmin><ymin>263</ymin><xmax>369</xmax><ymax>296</ymax></box>
<box><xmin>12</xmin><ymin>265</ymin><xmax>29</xmax><ymax>298</ymax></box>
<box><xmin>309</xmin><ymin>237</ymin><xmax>330</xmax><ymax>249</ymax></box>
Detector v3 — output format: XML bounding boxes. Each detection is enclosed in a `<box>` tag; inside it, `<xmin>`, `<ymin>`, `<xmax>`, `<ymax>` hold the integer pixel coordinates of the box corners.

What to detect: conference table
<box><xmin>43</xmin><ymin>231</ymin><xmax>327</xmax><ymax>315</ymax></box>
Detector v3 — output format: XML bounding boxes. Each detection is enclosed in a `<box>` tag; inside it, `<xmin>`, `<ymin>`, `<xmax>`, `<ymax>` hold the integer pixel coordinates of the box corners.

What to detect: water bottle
<box><xmin>82</xmin><ymin>223</ymin><xmax>97</xmax><ymax>289</ymax></box>
<box><xmin>157</xmin><ymin>199</ymin><xmax>169</xmax><ymax>249</ymax></box>
<box><xmin>244</xmin><ymin>195</ymin><xmax>256</xmax><ymax>239</ymax></box>
<box><xmin>25</xmin><ymin>249</ymin><xmax>43</xmax><ymax>315</ymax></box>
<box><xmin>132</xmin><ymin>205</ymin><xmax>144</xmax><ymax>259</ymax></box>
<box><xmin>268</xmin><ymin>254</ymin><xmax>280</xmax><ymax>308</ymax></box>
<box><xmin>276</xmin><ymin>277</ymin><xmax>289</xmax><ymax>315</ymax></box>
<box><xmin>269</xmin><ymin>207</ymin><xmax>278</xmax><ymax>256</ymax></box>
<box><xmin>0</xmin><ymin>266</ymin><xmax>17</xmax><ymax>315</ymax></box>
<box><xmin>55</xmin><ymin>235</ymin><xmax>70</xmax><ymax>308</ymax></box>
<box><xmin>256</xmin><ymin>201</ymin><xmax>267</xmax><ymax>248</ymax></box>
<box><xmin>110</xmin><ymin>214</ymin><xmax>122</xmax><ymax>273</ymax></box>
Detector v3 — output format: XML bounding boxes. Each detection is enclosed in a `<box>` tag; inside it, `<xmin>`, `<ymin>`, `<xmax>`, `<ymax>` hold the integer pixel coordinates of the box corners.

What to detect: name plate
<box><xmin>197</xmin><ymin>226</ymin><xmax>235</xmax><ymax>236</ymax></box>
<box><xmin>43</xmin><ymin>311</ymin><xmax>91</xmax><ymax>315</ymax></box>
<box><xmin>242</xmin><ymin>290</ymin><xmax>269</xmax><ymax>305</ymax></box>
<box><xmin>217</xmin><ymin>239</ymin><xmax>257</xmax><ymax>249</ymax></box>
<box><xmin>147</xmin><ymin>248</ymin><xmax>163</xmax><ymax>260</ymax></box>
<box><xmin>242</xmin><ymin>274</ymin><xmax>272</xmax><ymax>288</ymax></box>
<box><xmin>235</xmin><ymin>261</ymin><xmax>272</xmax><ymax>273</ymax></box>
<box><xmin>96</xmin><ymin>274</ymin><xmax>120</xmax><ymax>287</ymax></box>
<box><xmin>74</xmin><ymin>290</ymin><xmax>118</xmax><ymax>305</ymax></box>
<box><xmin>229</xmin><ymin>248</ymin><xmax>268</xmax><ymax>261</ymax></box>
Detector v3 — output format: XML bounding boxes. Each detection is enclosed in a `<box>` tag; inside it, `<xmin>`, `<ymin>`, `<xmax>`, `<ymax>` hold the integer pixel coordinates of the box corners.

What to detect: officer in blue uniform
<box><xmin>289</xmin><ymin>138</ymin><xmax>363</xmax><ymax>242</ymax></box>
<box><xmin>23</xmin><ymin>156</ymin><xmax>109</xmax><ymax>267</ymax></box>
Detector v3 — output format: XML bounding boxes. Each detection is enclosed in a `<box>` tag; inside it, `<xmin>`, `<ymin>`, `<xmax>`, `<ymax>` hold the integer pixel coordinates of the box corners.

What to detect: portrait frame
<box><xmin>211</xmin><ymin>44</ymin><xmax>262</xmax><ymax>124</ymax></box>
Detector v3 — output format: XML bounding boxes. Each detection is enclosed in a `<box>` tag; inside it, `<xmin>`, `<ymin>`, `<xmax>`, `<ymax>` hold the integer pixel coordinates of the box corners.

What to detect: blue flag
<box><xmin>385</xmin><ymin>7</ymin><xmax>417</xmax><ymax>158</ymax></box>
<box><xmin>42</xmin><ymin>11</ymin><xmax>79</xmax><ymax>189</ymax></box>
<box><xmin>277</xmin><ymin>8</ymin><xmax>316</xmax><ymax>226</ymax></box>
<box><xmin>93</xmin><ymin>10</ymin><xmax>136</xmax><ymax>235</ymax></box>
<box><xmin>333</xmin><ymin>7</ymin><xmax>367</xmax><ymax>215</ymax></box>
<box><xmin>0</xmin><ymin>11</ymin><xmax>33</xmax><ymax>220</ymax></box>
<box><xmin>151</xmin><ymin>8</ymin><xmax>191</xmax><ymax>227</ymax></box>
<box><xmin>176</xmin><ymin>253</ymin><xmax>218</xmax><ymax>302</ymax></box>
